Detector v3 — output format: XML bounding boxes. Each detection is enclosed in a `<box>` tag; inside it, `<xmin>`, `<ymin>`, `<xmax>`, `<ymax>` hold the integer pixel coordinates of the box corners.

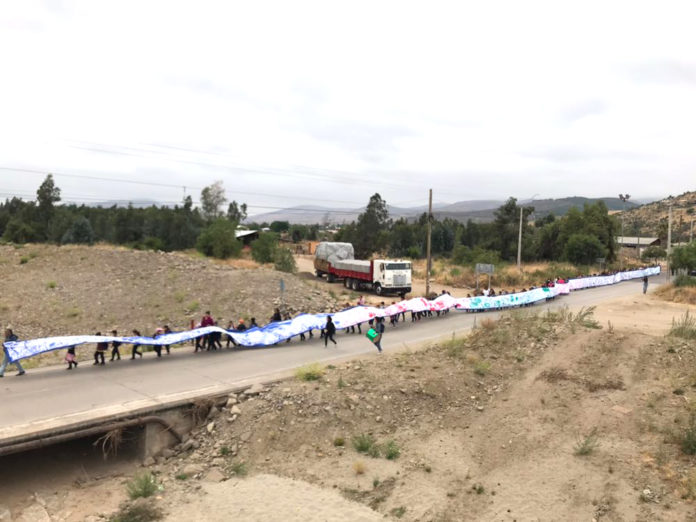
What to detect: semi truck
<box><xmin>313</xmin><ymin>242</ymin><xmax>412</xmax><ymax>297</ymax></box>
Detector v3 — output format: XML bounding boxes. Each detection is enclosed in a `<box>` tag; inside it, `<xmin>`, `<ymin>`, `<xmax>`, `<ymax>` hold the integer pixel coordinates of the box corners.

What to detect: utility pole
<box><xmin>516</xmin><ymin>206</ymin><xmax>523</xmax><ymax>271</ymax></box>
<box><xmin>618</xmin><ymin>194</ymin><xmax>631</xmax><ymax>267</ymax></box>
<box><xmin>425</xmin><ymin>189</ymin><xmax>433</xmax><ymax>298</ymax></box>
<box><xmin>667</xmin><ymin>202</ymin><xmax>672</xmax><ymax>281</ymax></box>
<box><xmin>517</xmin><ymin>194</ymin><xmax>538</xmax><ymax>271</ymax></box>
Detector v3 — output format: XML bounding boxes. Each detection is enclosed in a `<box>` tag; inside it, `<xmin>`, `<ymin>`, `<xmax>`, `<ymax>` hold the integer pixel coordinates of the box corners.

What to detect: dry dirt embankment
<box><xmin>9</xmin><ymin>303</ymin><xmax>696</xmax><ymax>521</ymax></box>
<box><xmin>0</xmin><ymin>244</ymin><xmax>340</xmax><ymax>367</ymax></box>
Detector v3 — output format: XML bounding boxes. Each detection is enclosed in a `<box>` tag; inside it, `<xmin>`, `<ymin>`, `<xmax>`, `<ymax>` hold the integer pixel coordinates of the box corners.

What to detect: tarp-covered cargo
<box><xmin>333</xmin><ymin>259</ymin><xmax>371</xmax><ymax>274</ymax></box>
<box><xmin>315</xmin><ymin>242</ymin><xmax>355</xmax><ymax>265</ymax></box>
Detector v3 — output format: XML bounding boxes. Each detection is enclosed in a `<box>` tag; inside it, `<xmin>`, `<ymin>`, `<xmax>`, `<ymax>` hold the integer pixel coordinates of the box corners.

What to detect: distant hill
<box><xmin>622</xmin><ymin>191</ymin><xmax>696</xmax><ymax>240</ymax></box>
<box><xmin>249</xmin><ymin>197</ymin><xmax>642</xmax><ymax>225</ymax></box>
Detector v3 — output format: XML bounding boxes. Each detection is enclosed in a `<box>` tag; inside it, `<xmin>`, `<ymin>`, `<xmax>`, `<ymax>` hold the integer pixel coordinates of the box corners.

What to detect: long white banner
<box><xmin>3</xmin><ymin>266</ymin><xmax>660</xmax><ymax>362</ymax></box>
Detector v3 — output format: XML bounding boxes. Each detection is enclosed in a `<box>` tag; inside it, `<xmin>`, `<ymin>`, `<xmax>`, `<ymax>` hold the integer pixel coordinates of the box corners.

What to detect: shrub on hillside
<box><xmin>274</xmin><ymin>247</ymin><xmax>297</xmax><ymax>273</ymax></box>
<box><xmin>251</xmin><ymin>233</ymin><xmax>277</xmax><ymax>263</ymax></box>
<box><xmin>196</xmin><ymin>219</ymin><xmax>241</xmax><ymax>259</ymax></box>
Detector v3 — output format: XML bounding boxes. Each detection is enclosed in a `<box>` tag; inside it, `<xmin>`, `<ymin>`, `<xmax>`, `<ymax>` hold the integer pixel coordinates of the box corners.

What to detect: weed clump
<box><xmin>125</xmin><ymin>472</ymin><xmax>160</xmax><ymax>500</ymax></box>
<box><xmin>574</xmin><ymin>427</ymin><xmax>600</xmax><ymax>456</ymax></box>
<box><xmin>352</xmin><ymin>433</ymin><xmax>377</xmax><ymax>454</ymax></box>
<box><xmin>295</xmin><ymin>363</ymin><xmax>324</xmax><ymax>381</ymax></box>
<box><xmin>383</xmin><ymin>440</ymin><xmax>401</xmax><ymax>460</ymax></box>
<box><xmin>670</xmin><ymin>311</ymin><xmax>696</xmax><ymax>340</ymax></box>
<box><xmin>229</xmin><ymin>461</ymin><xmax>247</xmax><ymax>476</ymax></box>
<box><xmin>333</xmin><ymin>437</ymin><xmax>345</xmax><ymax>447</ymax></box>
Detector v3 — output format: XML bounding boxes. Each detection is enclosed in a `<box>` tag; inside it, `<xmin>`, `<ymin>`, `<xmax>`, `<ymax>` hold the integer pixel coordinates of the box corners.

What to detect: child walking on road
<box><xmin>65</xmin><ymin>346</ymin><xmax>78</xmax><ymax>370</ymax></box>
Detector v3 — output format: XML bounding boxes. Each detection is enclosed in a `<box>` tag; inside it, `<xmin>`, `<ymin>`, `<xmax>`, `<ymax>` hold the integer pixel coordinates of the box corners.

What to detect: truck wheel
<box><xmin>315</xmin><ymin>270</ymin><xmax>323</xmax><ymax>278</ymax></box>
<box><xmin>352</xmin><ymin>279</ymin><xmax>359</xmax><ymax>291</ymax></box>
<box><xmin>327</xmin><ymin>273</ymin><xmax>335</xmax><ymax>283</ymax></box>
<box><xmin>374</xmin><ymin>283</ymin><xmax>383</xmax><ymax>296</ymax></box>
<box><xmin>399</xmin><ymin>292</ymin><xmax>406</xmax><ymax>300</ymax></box>
<box><xmin>344</xmin><ymin>278</ymin><xmax>351</xmax><ymax>288</ymax></box>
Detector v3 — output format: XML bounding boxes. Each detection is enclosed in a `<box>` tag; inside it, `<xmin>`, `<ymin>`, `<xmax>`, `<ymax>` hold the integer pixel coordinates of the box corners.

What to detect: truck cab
<box><xmin>372</xmin><ymin>259</ymin><xmax>412</xmax><ymax>297</ymax></box>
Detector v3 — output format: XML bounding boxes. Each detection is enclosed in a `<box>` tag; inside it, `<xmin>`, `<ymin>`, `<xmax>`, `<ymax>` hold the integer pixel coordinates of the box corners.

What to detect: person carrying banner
<box><xmin>110</xmin><ymin>330</ymin><xmax>122</xmax><ymax>361</ymax></box>
<box><xmin>324</xmin><ymin>316</ymin><xmax>337</xmax><ymax>347</ymax></box>
<box><xmin>0</xmin><ymin>327</ymin><xmax>25</xmax><ymax>377</ymax></box>
<box><xmin>93</xmin><ymin>333</ymin><xmax>108</xmax><ymax>365</ymax></box>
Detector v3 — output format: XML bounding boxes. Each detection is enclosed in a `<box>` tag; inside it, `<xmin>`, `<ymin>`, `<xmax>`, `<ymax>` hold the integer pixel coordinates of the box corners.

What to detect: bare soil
<box><xmin>5</xmin><ymin>296</ymin><xmax>696</xmax><ymax>521</ymax></box>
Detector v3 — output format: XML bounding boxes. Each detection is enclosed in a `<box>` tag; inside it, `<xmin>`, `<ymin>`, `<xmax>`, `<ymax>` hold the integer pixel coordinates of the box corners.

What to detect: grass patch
<box><xmin>109</xmin><ymin>502</ymin><xmax>162</xmax><ymax>522</ymax></box>
<box><xmin>186</xmin><ymin>300</ymin><xmax>200</xmax><ymax>313</ymax></box>
<box><xmin>391</xmin><ymin>506</ymin><xmax>407</xmax><ymax>518</ymax></box>
<box><xmin>173</xmin><ymin>291</ymin><xmax>186</xmax><ymax>303</ymax></box>
<box><xmin>337</xmin><ymin>376</ymin><xmax>346</xmax><ymax>389</ymax></box>
<box><xmin>353</xmin><ymin>460</ymin><xmax>366</xmax><ymax>475</ymax></box>
<box><xmin>175</xmin><ymin>473</ymin><xmax>188</xmax><ymax>481</ymax></box>
<box><xmin>669</xmin><ymin>311</ymin><xmax>696</xmax><ymax>340</ymax></box>
<box><xmin>125</xmin><ymin>472</ymin><xmax>160</xmax><ymax>500</ymax></box>
<box><xmin>472</xmin><ymin>483</ymin><xmax>485</xmax><ymax>494</ymax></box>
<box><xmin>19</xmin><ymin>256</ymin><xmax>29</xmax><ymax>264</ymax></box>
<box><xmin>679</xmin><ymin>414</ymin><xmax>696</xmax><ymax>455</ymax></box>
<box><xmin>574</xmin><ymin>427</ymin><xmax>600</xmax><ymax>456</ymax></box>
<box><xmin>220</xmin><ymin>446</ymin><xmax>231</xmax><ymax>456</ymax></box>
<box><xmin>333</xmin><ymin>437</ymin><xmax>345</xmax><ymax>447</ymax></box>
<box><xmin>473</xmin><ymin>360</ymin><xmax>491</xmax><ymax>376</ymax></box>
<box><xmin>66</xmin><ymin>307</ymin><xmax>81</xmax><ymax>318</ymax></box>
<box><xmin>46</xmin><ymin>280</ymin><xmax>57</xmax><ymax>289</ymax></box>
<box><xmin>229</xmin><ymin>461</ymin><xmax>247</xmax><ymax>476</ymax></box>
<box><xmin>352</xmin><ymin>433</ymin><xmax>377</xmax><ymax>454</ymax></box>
<box><xmin>295</xmin><ymin>363</ymin><xmax>324</xmax><ymax>381</ymax></box>
<box><xmin>383</xmin><ymin>440</ymin><xmax>400</xmax><ymax>460</ymax></box>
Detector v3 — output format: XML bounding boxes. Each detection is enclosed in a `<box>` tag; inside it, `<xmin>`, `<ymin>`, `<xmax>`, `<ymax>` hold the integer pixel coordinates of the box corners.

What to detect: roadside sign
<box><xmin>475</xmin><ymin>263</ymin><xmax>495</xmax><ymax>274</ymax></box>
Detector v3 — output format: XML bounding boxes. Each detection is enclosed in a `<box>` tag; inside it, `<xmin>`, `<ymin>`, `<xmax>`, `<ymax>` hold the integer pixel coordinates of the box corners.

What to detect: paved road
<box><xmin>0</xmin><ymin>275</ymin><xmax>663</xmax><ymax>439</ymax></box>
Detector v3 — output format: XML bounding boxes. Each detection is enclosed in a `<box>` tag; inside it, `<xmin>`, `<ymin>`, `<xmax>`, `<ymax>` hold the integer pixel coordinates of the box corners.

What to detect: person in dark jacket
<box><xmin>110</xmin><ymin>329</ymin><xmax>121</xmax><ymax>361</ymax></box>
<box><xmin>324</xmin><ymin>316</ymin><xmax>337</xmax><ymax>347</ymax></box>
<box><xmin>131</xmin><ymin>329</ymin><xmax>143</xmax><ymax>359</ymax></box>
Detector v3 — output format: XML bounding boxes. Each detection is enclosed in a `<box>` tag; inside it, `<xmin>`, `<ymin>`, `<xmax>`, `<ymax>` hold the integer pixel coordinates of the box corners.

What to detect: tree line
<box><xmin>336</xmin><ymin>193</ymin><xmax>621</xmax><ymax>266</ymax></box>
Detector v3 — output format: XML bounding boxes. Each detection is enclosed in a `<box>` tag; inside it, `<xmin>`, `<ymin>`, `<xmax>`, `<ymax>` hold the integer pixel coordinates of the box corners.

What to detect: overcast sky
<box><xmin>1</xmin><ymin>0</ymin><xmax>694</xmax><ymax>217</ymax></box>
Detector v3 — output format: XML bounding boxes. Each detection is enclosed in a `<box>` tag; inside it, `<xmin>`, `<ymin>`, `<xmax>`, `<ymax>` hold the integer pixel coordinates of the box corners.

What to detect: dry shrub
<box><xmin>353</xmin><ymin>460</ymin><xmax>366</xmax><ymax>475</ymax></box>
<box><xmin>189</xmin><ymin>398</ymin><xmax>215</xmax><ymax>425</ymax></box>
<box><xmin>656</xmin><ymin>284</ymin><xmax>696</xmax><ymax>305</ymax></box>
<box><xmin>480</xmin><ymin>318</ymin><xmax>496</xmax><ymax>331</ymax></box>
<box><xmin>585</xmin><ymin>376</ymin><xmax>625</xmax><ymax>392</ymax></box>
<box><xmin>538</xmin><ymin>367</ymin><xmax>572</xmax><ymax>383</ymax></box>
<box><xmin>94</xmin><ymin>428</ymin><xmax>124</xmax><ymax>459</ymax></box>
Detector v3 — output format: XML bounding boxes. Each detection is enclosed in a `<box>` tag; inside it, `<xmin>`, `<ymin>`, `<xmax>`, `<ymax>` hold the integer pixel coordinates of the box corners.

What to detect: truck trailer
<box><xmin>313</xmin><ymin>242</ymin><xmax>412</xmax><ymax>297</ymax></box>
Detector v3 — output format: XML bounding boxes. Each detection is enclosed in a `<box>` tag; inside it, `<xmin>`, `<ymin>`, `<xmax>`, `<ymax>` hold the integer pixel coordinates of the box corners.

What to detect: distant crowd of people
<box><xmin>0</xmin><ymin>265</ymin><xmax>659</xmax><ymax>377</ymax></box>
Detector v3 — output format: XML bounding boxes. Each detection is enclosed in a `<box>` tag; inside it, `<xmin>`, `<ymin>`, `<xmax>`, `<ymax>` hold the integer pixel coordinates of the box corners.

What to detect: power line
<box><xmin>0</xmin><ymin>166</ymin><xmax>432</xmax><ymax>209</ymax></box>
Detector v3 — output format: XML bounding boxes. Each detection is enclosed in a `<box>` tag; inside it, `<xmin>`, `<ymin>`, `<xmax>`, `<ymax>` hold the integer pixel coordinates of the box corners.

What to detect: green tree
<box><xmin>354</xmin><ymin>193</ymin><xmax>390</xmax><ymax>258</ymax></box>
<box><xmin>670</xmin><ymin>243</ymin><xmax>696</xmax><ymax>272</ymax></box>
<box><xmin>200</xmin><ymin>181</ymin><xmax>227</xmax><ymax>222</ymax></box>
<box><xmin>61</xmin><ymin>216</ymin><xmax>95</xmax><ymax>244</ymax></box>
<box><xmin>251</xmin><ymin>233</ymin><xmax>278</xmax><ymax>263</ymax></box>
<box><xmin>196</xmin><ymin>219</ymin><xmax>241</xmax><ymax>259</ymax></box>
<box><xmin>641</xmin><ymin>245</ymin><xmax>666</xmax><ymax>262</ymax></box>
<box><xmin>35</xmin><ymin>174</ymin><xmax>61</xmax><ymax>239</ymax></box>
<box><xmin>2</xmin><ymin>218</ymin><xmax>37</xmax><ymax>243</ymax></box>
<box><xmin>564</xmin><ymin>233</ymin><xmax>607</xmax><ymax>265</ymax></box>
<box><xmin>227</xmin><ymin>200</ymin><xmax>247</xmax><ymax>223</ymax></box>
<box><xmin>270</xmin><ymin>221</ymin><xmax>290</xmax><ymax>233</ymax></box>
